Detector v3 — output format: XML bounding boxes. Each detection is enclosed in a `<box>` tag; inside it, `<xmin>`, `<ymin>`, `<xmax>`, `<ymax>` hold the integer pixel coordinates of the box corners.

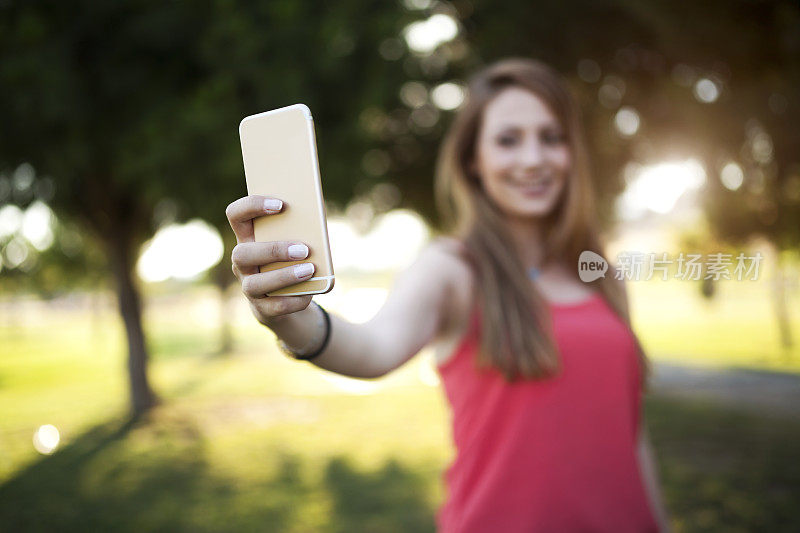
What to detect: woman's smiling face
<box><xmin>474</xmin><ymin>86</ymin><xmax>571</xmax><ymax>220</ymax></box>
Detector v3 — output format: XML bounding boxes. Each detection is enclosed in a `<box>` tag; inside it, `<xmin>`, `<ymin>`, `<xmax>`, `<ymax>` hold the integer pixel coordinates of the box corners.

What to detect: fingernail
<box><xmin>264</xmin><ymin>198</ymin><xmax>283</xmax><ymax>211</ymax></box>
<box><xmin>294</xmin><ymin>263</ymin><xmax>314</xmax><ymax>278</ymax></box>
<box><xmin>288</xmin><ymin>244</ymin><xmax>309</xmax><ymax>259</ymax></box>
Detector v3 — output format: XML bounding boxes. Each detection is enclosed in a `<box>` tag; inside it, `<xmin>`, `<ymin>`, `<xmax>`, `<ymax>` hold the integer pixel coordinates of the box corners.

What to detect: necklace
<box><xmin>528</xmin><ymin>266</ymin><xmax>541</xmax><ymax>280</ymax></box>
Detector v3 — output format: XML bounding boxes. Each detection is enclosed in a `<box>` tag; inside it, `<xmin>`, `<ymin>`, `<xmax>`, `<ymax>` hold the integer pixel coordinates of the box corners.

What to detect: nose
<box><xmin>519</xmin><ymin>137</ymin><xmax>544</xmax><ymax>169</ymax></box>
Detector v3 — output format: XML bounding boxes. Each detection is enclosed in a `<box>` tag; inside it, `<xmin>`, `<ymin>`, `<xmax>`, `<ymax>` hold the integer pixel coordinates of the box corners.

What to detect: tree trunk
<box><xmin>213</xmin><ymin>260</ymin><xmax>234</xmax><ymax>355</ymax></box>
<box><xmin>107</xmin><ymin>234</ymin><xmax>158</xmax><ymax>415</ymax></box>
<box><xmin>772</xmin><ymin>254</ymin><xmax>793</xmax><ymax>351</ymax></box>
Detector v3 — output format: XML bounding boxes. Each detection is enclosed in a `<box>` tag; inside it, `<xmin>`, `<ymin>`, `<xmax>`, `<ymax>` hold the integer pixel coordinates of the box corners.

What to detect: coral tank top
<box><xmin>435</xmin><ymin>292</ymin><xmax>658</xmax><ymax>532</ymax></box>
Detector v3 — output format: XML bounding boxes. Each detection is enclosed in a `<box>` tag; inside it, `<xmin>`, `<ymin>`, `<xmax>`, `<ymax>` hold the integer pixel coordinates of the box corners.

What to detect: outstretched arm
<box><xmin>264</xmin><ymin>240</ymin><xmax>458</xmax><ymax>378</ymax></box>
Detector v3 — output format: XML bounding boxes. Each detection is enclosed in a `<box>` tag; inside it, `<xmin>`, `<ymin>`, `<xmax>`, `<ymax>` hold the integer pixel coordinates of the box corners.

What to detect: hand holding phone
<box><xmin>228</xmin><ymin>104</ymin><xmax>335</xmax><ymax>324</ymax></box>
<box><xmin>236</xmin><ymin>104</ymin><xmax>335</xmax><ymax>297</ymax></box>
<box><xmin>226</xmin><ymin>194</ymin><xmax>318</xmax><ymax>323</ymax></box>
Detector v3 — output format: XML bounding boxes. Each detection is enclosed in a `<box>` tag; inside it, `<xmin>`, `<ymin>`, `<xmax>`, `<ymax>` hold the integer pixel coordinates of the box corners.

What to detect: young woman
<box><xmin>226</xmin><ymin>58</ymin><xmax>670</xmax><ymax>532</ymax></box>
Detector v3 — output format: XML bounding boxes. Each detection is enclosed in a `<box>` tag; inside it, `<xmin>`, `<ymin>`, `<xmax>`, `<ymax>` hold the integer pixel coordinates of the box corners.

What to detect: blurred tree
<box><xmin>0</xmin><ymin>0</ymin><xmax>412</xmax><ymax>414</ymax></box>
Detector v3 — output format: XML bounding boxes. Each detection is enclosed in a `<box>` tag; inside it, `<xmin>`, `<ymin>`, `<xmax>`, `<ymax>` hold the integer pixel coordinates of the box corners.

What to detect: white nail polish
<box><xmin>264</xmin><ymin>198</ymin><xmax>283</xmax><ymax>211</ymax></box>
<box><xmin>294</xmin><ymin>263</ymin><xmax>314</xmax><ymax>278</ymax></box>
<box><xmin>288</xmin><ymin>244</ymin><xmax>309</xmax><ymax>259</ymax></box>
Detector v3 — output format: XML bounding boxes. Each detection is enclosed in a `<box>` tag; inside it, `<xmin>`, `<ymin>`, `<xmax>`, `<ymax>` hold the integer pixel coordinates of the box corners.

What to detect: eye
<box><xmin>541</xmin><ymin>130</ymin><xmax>566</xmax><ymax>145</ymax></box>
<box><xmin>496</xmin><ymin>133</ymin><xmax>520</xmax><ymax>147</ymax></box>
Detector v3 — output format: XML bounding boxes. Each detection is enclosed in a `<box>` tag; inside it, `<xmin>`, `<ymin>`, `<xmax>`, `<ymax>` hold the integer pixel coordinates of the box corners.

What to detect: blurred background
<box><xmin>1</xmin><ymin>0</ymin><xmax>799</xmax><ymax>531</ymax></box>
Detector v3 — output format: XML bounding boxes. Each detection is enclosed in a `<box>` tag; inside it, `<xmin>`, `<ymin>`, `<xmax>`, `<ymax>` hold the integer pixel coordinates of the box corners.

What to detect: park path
<box><xmin>649</xmin><ymin>362</ymin><xmax>800</xmax><ymax>418</ymax></box>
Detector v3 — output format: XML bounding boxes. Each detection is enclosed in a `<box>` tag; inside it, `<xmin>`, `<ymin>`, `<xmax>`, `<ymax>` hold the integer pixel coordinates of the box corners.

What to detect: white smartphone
<box><xmin>239</xmin><ymin>104</ymin><xmax>335</xmax><ymax>296</ymax></box>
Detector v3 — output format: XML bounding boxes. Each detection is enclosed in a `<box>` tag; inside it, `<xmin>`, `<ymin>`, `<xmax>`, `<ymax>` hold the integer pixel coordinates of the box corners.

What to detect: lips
<box><xmin>510</xmin><ymin>175</ymin><xmax>554</xmax><ymax>196</ymax></box>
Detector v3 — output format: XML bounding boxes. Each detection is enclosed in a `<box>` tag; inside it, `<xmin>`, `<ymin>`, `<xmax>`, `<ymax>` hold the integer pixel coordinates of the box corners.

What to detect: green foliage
<box><xmin>3</xmin><ymin>0</ymin><xmax>797</xmax><ymax>275</ymax></box>
<box><xmin>0</xmin><ymin>0</ymin><xmax>409</xmax><ymax>230</ymax></box>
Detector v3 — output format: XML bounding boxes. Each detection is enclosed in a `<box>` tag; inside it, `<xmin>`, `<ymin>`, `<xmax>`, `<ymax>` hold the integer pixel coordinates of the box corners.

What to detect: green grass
<box><xmin>629</xmin><ymin>278</ymin><xmax>800</xmax><ymax>372</ymax></box>
<box><xmin>645</xmin><ymin>399</ymin><xmax>799</xmax><ymax>532</ymax></box>
<box><xmin>0</xmin><ymin>315</ymin><xmax>450</xmax><ymax>531</ymax></box>
<box><xmin>0</xmin><ymin>281</ymin><xmax>799</xmax><ymax>531</ymax></box>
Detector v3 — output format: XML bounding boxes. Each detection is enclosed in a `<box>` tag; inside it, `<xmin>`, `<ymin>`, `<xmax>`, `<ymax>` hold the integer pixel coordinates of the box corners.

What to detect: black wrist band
<box><xmin>295</xmin><ymin>302</ymin><xmax>331</xmax><ymax>361</ymax></box>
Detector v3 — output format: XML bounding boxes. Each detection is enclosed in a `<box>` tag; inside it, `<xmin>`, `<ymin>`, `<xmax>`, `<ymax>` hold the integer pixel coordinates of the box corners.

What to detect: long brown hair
<box><xmin>435</xmin><ymin>58</ymin><xmax>649</xmax><ymax>384</ymax></box>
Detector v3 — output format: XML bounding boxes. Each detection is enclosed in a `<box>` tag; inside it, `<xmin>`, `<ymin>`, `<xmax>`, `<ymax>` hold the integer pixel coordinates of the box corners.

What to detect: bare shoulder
<box><xmin>424</xmin><ymin>236</ymin><xmax>475</xmax><ymax>290</ymax></box>
<box><xmin>387</xmin><ymin>236</ymin><xmax>473</xmax><ymax>311</ymax></box>
<box><xmin>424</xmin><ymin>236</ymin><xmax>476</xmax><ymax>346</ymax></box>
